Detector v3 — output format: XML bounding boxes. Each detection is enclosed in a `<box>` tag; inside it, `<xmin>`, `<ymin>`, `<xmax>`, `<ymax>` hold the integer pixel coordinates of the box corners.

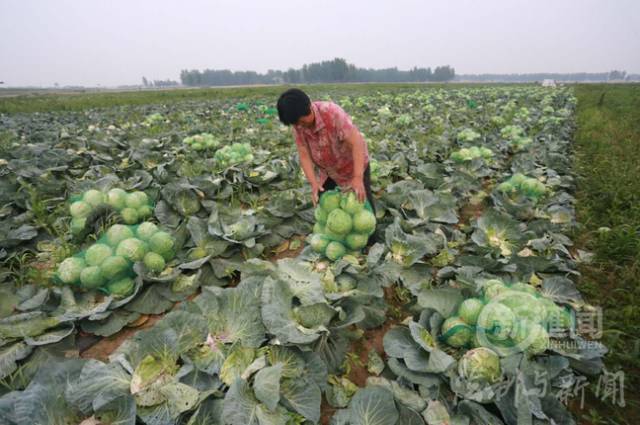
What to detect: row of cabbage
<box><xmin>0</xmin><ymin>86</ymin><xmax>604</xmax><ymax>425</ymax></box>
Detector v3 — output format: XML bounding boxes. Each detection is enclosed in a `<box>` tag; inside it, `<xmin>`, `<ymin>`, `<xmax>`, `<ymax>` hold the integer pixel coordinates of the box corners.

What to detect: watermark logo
<box><xmin>475</xmin><ymin>291</ymin><xmax>551</xmax><ymax>356</ymax></box>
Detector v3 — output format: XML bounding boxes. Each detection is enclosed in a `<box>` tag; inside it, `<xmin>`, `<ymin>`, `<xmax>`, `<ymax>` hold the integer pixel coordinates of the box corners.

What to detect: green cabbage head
<box><xmin>458</xmin><ymin>347</ymin><xmax>501</xmax><ymax>384</ymax></box>
<box><xmin>458</xmin><ymin>298</ymin><xmax>484</xmax><ymax>326</ymax></box>
<box><xmin>441</xmin><ymin>317</ymin><xmax>473</xmax><ymax>347</ymax></box>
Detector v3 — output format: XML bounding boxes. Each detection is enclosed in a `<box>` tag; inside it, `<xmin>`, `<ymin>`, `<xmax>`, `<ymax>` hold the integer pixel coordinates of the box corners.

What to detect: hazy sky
<box><xmin>1</xmin><ymin>0</ymin><xmax>639</xmax><ymax>87</ymax></box>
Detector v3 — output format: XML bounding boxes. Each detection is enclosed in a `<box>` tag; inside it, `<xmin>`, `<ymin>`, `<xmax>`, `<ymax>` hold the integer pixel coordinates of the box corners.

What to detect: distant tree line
<box><xmin>455</xmin><ymin>70</ymin><xmax>638</xmax><ymax>82</ymax></box>
<box><xmin>142</xmin><ymin>77</ymin><xmax>179</xmax><ymax>88</ymax></box>
<box><xmin>179</xmin><ymin>58</ymin><xmax>455</xmax><ymax>86</ymax></box>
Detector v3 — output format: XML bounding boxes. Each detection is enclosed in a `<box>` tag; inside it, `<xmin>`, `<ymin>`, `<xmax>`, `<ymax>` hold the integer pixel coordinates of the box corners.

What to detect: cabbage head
<box><xmin>310</xmin><ymin>234</ymin><xmax>330</xmax><ymax>253</ymax></box>
<box><xmin>106</xmin><ymin>277</ymin><xmax>135</xmax><ymax>298</ymax></box>
<box><xmin>80</xmin><ymin>266</ymin><xmax>105</xmax><ymax>289</ymax></box>
<box><xmin>106</xmin><ymin>224</ymin><xmax>135</xmax><ymax>247</ymax></box>
<box><xmin>116</xmin><ymin>238</ymin><xmax>148</xmax><ymax>262</ymax></box>
<box><xmin>497</xmin><ymin>181</ymin><xmax>515</xmax><ymax>194</ymax></box>
<box><xmin>325</xmin><ymin>241</ymin><xmax>346</xmax><ymax>261</ymax></box>
<box><xmin>512</xmin><ymin>320</ymin><xmax>549</xmax><ymax>355</ymax></box>
<box><xmin>441</xmin><ymin>317</ymin><xmax>473</xmax><ymax>347</ymax></box>
<box><xmin>336</xmin><ymin>274</ymin><xmax>357</xmax><ymax>291</ymax></box>
<box><xmin>125</xmin><ymin>191</ymin><xmax>149</xmax><ymax>209</ymax></box>
<box><xmin>85</xmin><ymin>243</ymin><xmax>113</xmax><ymax>266</ymax></box>
<box><xmin>345</xmin><ymin>233</ymin><xmax>368</xmax><ymax>250</ymax></box>
<box><xmin>314</xmin><ymin>207</ymin><xmax>328</xmax><ymax>224</ymax></box>
<box><xmin>121</xmin><ymin>208</ymin><xmax>139</xmax><ymax>225</ymax></box>
<box><xmin>107</xmin><ymin>188</ymin><xmax>127</xmax><ymax>210</ymax></box>
<box><xmin>458</xmin><ymin>347</ymin><xmax>501</xmax><ymax>384</ymax></box>
<box><xmin>148</xmin><ymin>231</ymin><xmax>174</xmax><ymax>257</ymax></box>
<box><xmin>340</xmin><ymin>192</ymin><xmax>364</xmax><ymax>215</ymax></box>
<box><xmin>499</xmin><ymin>291</ymin><xmax>546</xmax><ymax>323</ymax></box>
<box><xmin>136</xmin><ymin>222</ymin><xmax>159</xmax><ymax>241</ymax></box>
<box><xmin>224</xmin><ymin>220</ymin><xmax>254</xmax><ymax>241</ymax></box>
<box><xmin>320</xmin><ymin>191</ymin><xmax>341</xmax><ymax>212</ymax></box>
<box><xmin>100</xmin><ymin>256</ymin><xmax>130</xmax><ymax>280</ymax></box>
<box><xmin>482</xmin><ymin>279</ymin><xmax>508</xmax><ymax>299</ymax></box>
<box><xmin>477</xmin><ymin>302</ymin><xmax>515</xmax><ymax>341</ymax></box>
<box><xmin>137</xmin><ymin>205</ymin><xmax>153</xmax><ymax>219</ymax></box>
<box><xmin>83</xmin><ymin>189</ymin><xmax>106</xmax><ymax>207</ymax></box>
<box><xmin>327</xmin><ymin>209</ymin><xmax>353</xmax><ymax>235</ymax></box>
<box><xmin>143</xmin><ymin>252</ymin><xmax>165</xmax><ymax>273</ymax></box>
<box><xmin>57</xmin><ymin>257</ymin><xmax>86</xmax><ymax>284</ymax></box>
<box><xmin>70</xmin><ymin>201</ymin><xmax>92</xmax><ymax>218</ymax></box>
<box><xmin>458</xmin><ymin>298</ymin><xmax>484</xmax><ymax>326</ymax></box>
<box><xmin>352</xmin><ymin>209</ymin><xmax>376</xmax><ymax>235</ymax></box>
<box><xmin>176</xmin><ymin>190</ymin><xmax>201</xmax><ymax>216</ymax></box>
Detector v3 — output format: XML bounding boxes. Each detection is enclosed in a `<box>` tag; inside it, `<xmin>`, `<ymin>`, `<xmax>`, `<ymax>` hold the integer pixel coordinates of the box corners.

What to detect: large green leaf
<box><xmin>124</xmin><ymin>285</ymin><xmax>174</xmax><ymax>315</ymax></box>
<box><xmin>255</xmin><ymin>404</ymin><xmax>291</xmax><ymax>425</ymax></box>
<box><xmin>223</xmin><ymin>379</ymin><xmax>259</xmax><ymax>425</ymax></box>
<box><xmin>24</xmin><ymin>324</ymin><xmax>75</xmax><ymax>346</ymax></box>
<box><xmin>187</xmin><ymin>398</ymin><xmax>224</xmax><ymax>425</ymax></box>
<box><xmin>55</xmin><ymin>288</ymin><xmax>112</xmax><ymax>321</ymax></box>
<box><xmin>266</xmin><ymin>346</ymin><xmax>306</xmax><ymax>379</ymax></box>
<box><xmin>137</xmin><ymin>401</ymin><xmax>175</xmax><ymax>425</ymax></box>
<box><xmin>280</xmin><ymin>377</ymin><xmax>321</xmax><ymax>423</ymax></box>
<box><xmin>159</xmin><ymin>382</ymin><xmax>200</xmax><ymax>414</ymax></box>
<box><xmin>80</xmin><ymin>310</ymin><xmax>141</xmax><ymax>337</ymax></box>
<box><xmin>347</xmin><ymin>386</ymin><xmax>399</xmax><ymax>425</ymax></box>
<box><xmin>0</xmin><ymin>342</ymin><xmax>32</xmax><ymax>380</ymax></box>
<box><xmin>385</xmin><ymin>219</ymin><xmax>441</xmax><ymax>266</ymax></box>
<box><xmin>417</xmin><ymin>288</ymin><xmax>463</xmax><ymax>318</ymax></box>
<box><xmin>275</xmin><ymin>258</ymin><xmax>326</xmax><ymax>305</ymax></box>
<box><xmin>93</xmin><ymin>395</ymin><xmax>137</xmax><ymax>425</ymax></box>
<box><xmin>195</xmin><ymin>284</ymin><xmax>265</xmax><ymax>347</ymax></box>
<box><xmin>383</xmin><ymin>327</ymin><xmax>417</xmax><ymax>358</ymax></box>
<box><xmin>65</xmin><ymin>360</ymin><xmax>131</xmax><ymax>414</ymax></box>
<box><xmin>254</xmin><ymin>363</ymin><xmax>283</xmax><ymax>411</ymax></box>
<box><xmin>0</xmin><ymin>312</ymin><xmax>61</xmax><ymax>339</ymax></box>
<box><xmin>13</xmin><ymin>359</ymin><xmax>85</xmax><ymax>425</ymax></box>
<box><xmin>153</xmin><ymin>310</ymin><xmax>208</xmax><ymax>354</ymax></box>
<box><xmin>220</xmin><ymin>347</ymin><xmax>256</xmax><ymax>386</ymax></box>
<box><xmin>261</xmin><ymin>276</ymin><xmax>325</xmax><ymax>345</ymax></box>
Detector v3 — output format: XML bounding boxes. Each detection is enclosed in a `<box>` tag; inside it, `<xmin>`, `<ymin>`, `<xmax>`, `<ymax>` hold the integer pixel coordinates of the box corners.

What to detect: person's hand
<box><xmin>311</xmin><ymin>182</ymin><xmax>324</xmax><ymax>207</ymax></box>
<box><xmin>350</xmin><ymin>176</ymin><xmax>366</xmax><ymax>203</ymax></box>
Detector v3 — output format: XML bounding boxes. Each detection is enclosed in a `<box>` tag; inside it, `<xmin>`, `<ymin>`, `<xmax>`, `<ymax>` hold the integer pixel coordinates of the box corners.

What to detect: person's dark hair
<box><xmin>276</xmin><ymin>88</ymin><xmax>311</xmax><ymax>125</ymax></box>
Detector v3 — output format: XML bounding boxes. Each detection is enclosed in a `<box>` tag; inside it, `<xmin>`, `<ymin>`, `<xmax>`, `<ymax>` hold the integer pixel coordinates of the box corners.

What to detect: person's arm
<box><xmin>294</xmin><ymin>130</ymin><xmax>324</xmax><ymax>206</ymax></box>
<box><xmin>344</xmin><ymin>128</ymin><xmax>367</xmax><ymax>202</ymax></box>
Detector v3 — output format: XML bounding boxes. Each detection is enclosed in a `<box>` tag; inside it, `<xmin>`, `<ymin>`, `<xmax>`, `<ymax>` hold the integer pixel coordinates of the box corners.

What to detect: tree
<box><xmin>178</xmin><ymin>59</ymin><xmax>456</xmax><ymax>86</ymax></box>
<box><xmin>142</xmin><ymin>76</ymin><xmax>149</xmax><ymax>87</ymax></box>
<box><xmin>608</xmin><ymin>70</ymin><xmax>626</xmax><ymax>81</ymax></box>
<box><xmin>432</xmin><ymin>66</ymin><xmax>455</xmax><ymax>82</ymax></box>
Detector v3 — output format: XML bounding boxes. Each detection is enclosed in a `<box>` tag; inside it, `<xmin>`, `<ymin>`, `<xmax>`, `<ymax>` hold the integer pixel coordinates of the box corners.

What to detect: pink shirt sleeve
<box><xmin>330</xmin><ymin>103</ymin><xmax>357</xmax><ymax>141</ymax></box>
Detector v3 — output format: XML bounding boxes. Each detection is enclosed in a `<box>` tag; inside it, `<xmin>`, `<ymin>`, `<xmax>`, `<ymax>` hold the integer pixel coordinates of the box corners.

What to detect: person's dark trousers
<box><xmin>320</xmin><ymin>165</ymin><xmax>376</xmax><ymax>214</ymax></box>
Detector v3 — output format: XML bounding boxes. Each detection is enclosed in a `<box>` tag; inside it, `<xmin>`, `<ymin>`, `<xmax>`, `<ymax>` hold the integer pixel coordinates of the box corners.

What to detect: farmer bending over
<box><xmin>276</xmin><ymin>88</ymin><xmax>375</xmax><ymax>212</ymax></box>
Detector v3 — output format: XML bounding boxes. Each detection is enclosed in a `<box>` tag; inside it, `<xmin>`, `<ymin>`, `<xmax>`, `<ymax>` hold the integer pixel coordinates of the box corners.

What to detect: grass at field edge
<box><xmin>572</xmin><ymin>84</ymin><xmax>640</xmax><ymax>424</ymax></box>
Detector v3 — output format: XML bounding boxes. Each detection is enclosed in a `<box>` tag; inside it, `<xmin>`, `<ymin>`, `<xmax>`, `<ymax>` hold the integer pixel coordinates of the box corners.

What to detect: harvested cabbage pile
<box><xmin>55</xmin><ymin>222</ymin><xmax>176</xmax><ymax>297</ymax></box>
<box><xmin>69</xmin><ymin>188</ymin><xmax>154</xmax><ymax>233</ymax></box>
<box><xmin>450</xmin><ymin>146</ymin><xmax>493</xmax><ymax>163</ymax></box>
<box><xmin>308</xmin><ymin>190</ymin><xmax>376</xmax><ymax>260</ymax></box>
<box><xmin>440</xmin><ymin>279</ymin><xmax>572</xmax><ymax>356</ymax></box>
<box><xmin>500</xmin><ymin>124</ymin><xmax>532</xmax><ymax>151</ymax></box>
<box><xmin>182</xmin><ymin>133</ymin><xmax>219</xmax><ymax>151</ymax></box>
<box><xmin>496</xmin><ymin>173</ymin><xmax>547</xmax><ymax>200</ymax></box>
<box><xmin>213</xmin><ymin>142</ymin><xmax>254</xmax><ymax>167</ymax></box>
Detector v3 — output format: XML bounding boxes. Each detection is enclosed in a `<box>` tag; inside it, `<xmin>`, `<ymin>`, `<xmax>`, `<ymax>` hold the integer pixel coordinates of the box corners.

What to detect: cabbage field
<box><xmin>0</xmin><ymin>86</ymin><xmax>609</xmax><ymax>424</ymax></box>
